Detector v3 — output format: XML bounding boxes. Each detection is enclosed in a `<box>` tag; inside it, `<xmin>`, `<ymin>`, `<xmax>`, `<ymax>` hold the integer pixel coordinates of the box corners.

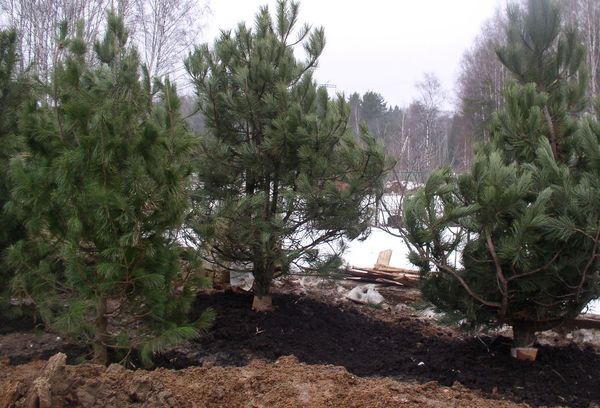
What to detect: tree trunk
<box><xmin>252</xmin><ymin>293</ymin><xmax>273</xmax><ymax>312</ymax></box>
<box><xmin>512</xmin><ymin>322</ymin><xmax>536</xmax><ymax>348</ymax></box>
<box><xmin>511</xmin><ymin>321</ymin><xmax>538</xmax><ymax>360</ymax></box>
<box><xmin>252</xmin><ymin>239</ymin><xmax>277</xmax><ymax>312</ymax></box>
<box><xmin>93</xmin><ymin>296</ymin><xmax>109</xmax><ymax>365</ymax></box>
<box><xmin>252</xmin><ymin>277</ymin><xmax>273</xmax><ymax>312</ymax></box>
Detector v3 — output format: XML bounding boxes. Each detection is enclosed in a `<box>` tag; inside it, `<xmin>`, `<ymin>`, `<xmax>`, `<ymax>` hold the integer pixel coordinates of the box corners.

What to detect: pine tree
<box><xmin>0</xmin><ymin>28</ymin><xmax>28</xmax><ymax>314</ymax></box>
<box><xmin>8</xmin><ymin>14</ymin><xmax>211</xmax><ymax>365</ymax></box>
<box><xmin>401</xmin><ymin>0</ymin><xmax>600</xmax><ymax>355</ymax></box>
<box><xmin>185</xmin><ymin>0</ymin><xmax>388</xmax><ymax>311</ymax></box>
<box><xmin>360</xmin><ymin>91</ymin><xmax>388</xmax><ymax>141</ymax></box>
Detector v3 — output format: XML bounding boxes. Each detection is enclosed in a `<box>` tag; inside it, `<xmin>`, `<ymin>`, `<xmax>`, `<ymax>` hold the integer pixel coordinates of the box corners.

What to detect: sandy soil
<box><xmin>0</xmin><ymin>353</ymin><xmax>527</xmax><ymax>408</ymax></box>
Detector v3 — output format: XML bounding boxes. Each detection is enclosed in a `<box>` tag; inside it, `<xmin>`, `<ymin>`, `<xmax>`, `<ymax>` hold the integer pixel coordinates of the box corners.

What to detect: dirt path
<box><xmin>0</xmin><ymin>353</ymin><xmax>526</xmax><ymax>408</ymax></box>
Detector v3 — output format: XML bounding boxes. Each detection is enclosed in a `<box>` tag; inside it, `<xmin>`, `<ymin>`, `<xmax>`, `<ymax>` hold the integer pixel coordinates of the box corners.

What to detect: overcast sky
<box><xmin>204</xmin><ymin>0</ymin><xmax>506</xmax><ymax>111</ymax></box>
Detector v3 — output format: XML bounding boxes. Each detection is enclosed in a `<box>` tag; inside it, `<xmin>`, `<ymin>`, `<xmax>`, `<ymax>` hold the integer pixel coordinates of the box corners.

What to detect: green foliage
<box><xmin>0</xmin><ymin>28</ymin><xmax>28</xmax><ymax>316</ymax></box>
<box><xmin>495</xmin><ymin>0</ymin><xmax>586</xmax><ymax>162</ymax></box>
<box><xmin>185</xmin><ymin>0</ymin><xmax>389</xmax><ymax>300</ymax></box>
<box><xmin>139</xmin><ymin>307</ymin><xmax>215</xmax><ymax>367</ymax></box>
<box><xmin>359</xmin><ymin>91</ymin><xmax>388</xmax><ymax>139</ymax></box>
<box><xmin>402</xmin><ymin>0</ymin><xmax>600</xmax><ymax>345</ymax></box>
<box><xmin>8</xmin><ymin>13</ymin><xmax>206</xmax><ymax>363</ymax></box>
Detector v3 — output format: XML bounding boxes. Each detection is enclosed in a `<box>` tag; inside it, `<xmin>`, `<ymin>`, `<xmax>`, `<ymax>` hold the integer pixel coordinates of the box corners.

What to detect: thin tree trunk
<box><xmin>512</xmin><ymin>322</ymin><xmax>536</xmax><ymax>348</ymax></box>
<box><xmin>252</xmin><ymin>275</ymin><xmax>273</xmax><ymax>312</ymax></box>
<box><xmin>252</xmin><ymin>240</ymin><xmax>275</xmax><ymax>312</ymax></box>
<box><xmin>93</xmin><ymin>296</ymin><xmax>109</xmax><ymax>365</ymax></box>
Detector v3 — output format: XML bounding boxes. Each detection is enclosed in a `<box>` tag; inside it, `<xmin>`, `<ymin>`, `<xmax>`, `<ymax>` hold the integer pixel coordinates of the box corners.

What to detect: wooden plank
<box><xmin>345</xmin><ymin>276</ymin><xmax>405</xmax><ymax>287</ymax></box>
<box><xmin>375</xmin><ymin>250</ymin><xmax>393</xmax><ymax>268</ymax></box>
<box><xmin>348</xmin><ymin>267</ymin><xmax>419</xmax><ymax>282</ymax></box>
<box><xmin>372</xmin><ymin>265</ymin><xmax>420</xmax><ymax>275</ymax></box>
<box><xmin>561</xmin><ymin>315</ymin><xmax>600</xmax><ymax>331</ymax></box>
<box><xmin>345</xmin><ymin>267</ymin><xmax>419</xmax><ymax>287</ymax></box>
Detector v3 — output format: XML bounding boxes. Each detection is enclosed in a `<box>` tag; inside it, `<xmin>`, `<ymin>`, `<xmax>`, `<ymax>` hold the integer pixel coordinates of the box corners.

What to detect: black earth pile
<box><xmin>155</xmin><ymin>292</ymin><xmax>600</xmax><ymax>408</ymax></box>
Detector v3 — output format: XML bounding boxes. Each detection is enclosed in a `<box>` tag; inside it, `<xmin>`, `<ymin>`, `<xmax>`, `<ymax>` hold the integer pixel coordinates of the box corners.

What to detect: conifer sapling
<box><xmin>401</xmin><ymin>0</ymin><xmax>600</xmax><ymax>356</ymax></box>
<box><xmin>185</xmin><ymin>0</ymin><xmax>388</xmax><ymax>311</ymax></box>
<box><xmin>9</xmin><ymin>14</ymin><xmax>212</xmax><ymax>365</ymax></box>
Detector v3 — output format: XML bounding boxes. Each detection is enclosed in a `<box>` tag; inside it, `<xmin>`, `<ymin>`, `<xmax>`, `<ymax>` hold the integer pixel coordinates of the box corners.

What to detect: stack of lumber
<box><xmin>564</xmin><ymin>314</ymin><xmax>600</xmax><ymax>331</ymax></box>
<box><xmin>345</xmin><ymin>249</ymin><xmax>420</xmax><ymax>287</ymax></box>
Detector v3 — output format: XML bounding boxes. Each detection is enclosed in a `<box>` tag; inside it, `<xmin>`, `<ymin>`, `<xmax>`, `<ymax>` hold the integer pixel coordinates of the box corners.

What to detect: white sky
<box><xmin>204</xmin><ymin>0</ymin><xmax>506</xmax><ymax>111</ymax></box>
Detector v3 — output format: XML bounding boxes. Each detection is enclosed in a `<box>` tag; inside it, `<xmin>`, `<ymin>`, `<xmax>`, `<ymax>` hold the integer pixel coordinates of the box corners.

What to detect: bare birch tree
<box><xmin>130</xmin><ymin>0</ymin><xmax>210</xmax><ymax>79</ymax></box>
<box><xmin>563</xmin><ymin>0</ymin><xmax>600</xmax><ymax>102</ymax></box>
<box><xmin>454</xmin><ymin>8</ymin><xmax>507</xmax><ymax>170</ymax></box>
<box><xmin>0</xmin><ymin>0</ymin><xmax>210</xmax><ymax>82</ymax></box>
<box><xmin>414</xmin><ymin>72</ymin><xmax>447</xmax><ymax>172</ymax></box>
<box><xmin>0</xmin><ymin>0</ymin><xmax>111</xmax><ymax>81</ymax></box>
<box><xmin>456</xmin><ymin>10</ymin><xmax>507</xmax><ymax>140</ymax></box>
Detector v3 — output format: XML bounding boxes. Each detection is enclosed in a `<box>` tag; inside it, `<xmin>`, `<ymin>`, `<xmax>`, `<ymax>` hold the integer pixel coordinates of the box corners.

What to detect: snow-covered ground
<box><xmin>586</xmin><ymin>300</ymin><xmax>600</xmax><ymax>315</ymax></box>
<box><xmin>341</xmin><ymin>227</ymin><xmax>600</xmax><ymax>316</ymax></box>
<box><xmin>342</xmin><ymin>228</ymin><xmax>412</xmax><ymax>269</ymax></box>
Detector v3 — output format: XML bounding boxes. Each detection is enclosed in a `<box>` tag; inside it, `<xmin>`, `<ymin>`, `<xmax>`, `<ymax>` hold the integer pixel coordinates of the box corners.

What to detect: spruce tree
<box><xmin>8</xmin><ymin>14</ymin><xmax>211</xmax><ymax>365</ymax></box>
<box><xmin>185</xmin><ymin>0</ymin><xmax>388</xmax><ymax>311</ymax></box>
<box><xmin>401</xmin><ymin>0</ymin><xmax>600</xmax><ymax>354</ymax></box>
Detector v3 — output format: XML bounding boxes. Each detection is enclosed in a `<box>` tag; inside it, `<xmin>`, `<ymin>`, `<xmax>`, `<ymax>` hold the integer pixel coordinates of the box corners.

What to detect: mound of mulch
<box><xmin>155</xmin><ymin>291</ymin><xmax>600</xmax><ymax>408</ymax></box>
<box><xmin>0</xmin><ymin>353</ymin><xmax>526</xmax><ymax>408</ymax></box>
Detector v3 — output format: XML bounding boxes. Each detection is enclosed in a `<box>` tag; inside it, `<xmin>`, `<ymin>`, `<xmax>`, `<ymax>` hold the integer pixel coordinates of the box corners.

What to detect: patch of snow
<box><xmin>343</xmin><ymin>228</ymin><xmax>599</xmax><ymax>315</ymax></box>
<box><xmin>342</xmin><ymin>228</ymin><xmax>412</xmax><ymax>269</ymax></box>
<box><xmin>584</xmin><ymin>299</ymin><xmax>600</xmax><ymax>315</ymax></box>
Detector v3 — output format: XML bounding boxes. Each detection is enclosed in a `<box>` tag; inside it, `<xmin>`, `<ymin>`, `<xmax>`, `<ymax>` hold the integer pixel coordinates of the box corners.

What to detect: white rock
<box><xmin>346</xmin><ymin>285</ymin><xmax>385</xmax><ymax>305</ymax></box>
<box><xmin>393</xmin><ymin>303</ymin><xmax>410</xmax><ymax>313</ymax></box>
<box><xmin>229</xmin><ymin>271</ymin><xmax>254</xmax><ymax>291</ymax></box>
<box><xmin>572</xmin><ymin>328</ymin><xmax>600</xmax><ymax>344</ymax></box>
<box><xmin>418</xmin><ymin>307</ymin><xmax>444</xmax><ymax>319</ymax></box>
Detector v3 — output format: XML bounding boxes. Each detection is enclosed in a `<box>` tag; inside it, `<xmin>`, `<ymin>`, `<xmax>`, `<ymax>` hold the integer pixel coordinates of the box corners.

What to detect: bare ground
<box><xmin>1</xmin><ymin>277</ymin><xmax>599</xmax><ymax>407</ymax></box>
<box><xmin>0</xmin><ymin>353</ymin><xmax>526</xmax><ymax>408</ymax></box>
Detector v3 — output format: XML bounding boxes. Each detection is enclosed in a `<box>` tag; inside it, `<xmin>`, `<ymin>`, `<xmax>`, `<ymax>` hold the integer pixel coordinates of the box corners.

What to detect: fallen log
<box><xmin>349</xmin><ymin>267</ymin><xmax>419</xmax><ymax>281</ymax></box>
<box><xmin>345</xmin><ymin>276</ymin><xmax>406</xmax><ymax>287</ymax></box>
<box><xmin>345</xmin><ymin>267</ymin><xmax>419</xmax><ymax>287</ymax></box>
<box><xmin>561</xmin><ymin>314</ymin><xmax>600</xmax><ymax>331</ymax></box>
<box><xmin>343</xmin><ymin>250</ymin><xmax>421</xmax><ymax>287</ymax></box>
<box><xmin>372</xmin><ymin>265</ymin><xmax>420</xmax><ymax>275</ymax></box>
<box><xmin>352</xmin><ymin>267</ymin><xmax>419</xmax><ymax>279</ymax></box>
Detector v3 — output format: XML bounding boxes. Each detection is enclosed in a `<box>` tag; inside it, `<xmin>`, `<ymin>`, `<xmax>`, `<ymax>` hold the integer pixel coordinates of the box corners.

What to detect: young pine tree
<box><xmin>8</xmin><ymin>15</ymin><xmax>211</xmax><ymax>365</ymax></box>
<box><xmin>401</xmin><ymin>0</ymin><xmax>600</xmax><ymax>355</ymax></box>
<box><xmin>0</xmin><ymin>28</ymin><xmax>28</xmax><ymax>315</ymax></box>
<box><xmin>185</xmin><ymin>0</ymin><xmax>388</xmax><ymax>311</ymax></box>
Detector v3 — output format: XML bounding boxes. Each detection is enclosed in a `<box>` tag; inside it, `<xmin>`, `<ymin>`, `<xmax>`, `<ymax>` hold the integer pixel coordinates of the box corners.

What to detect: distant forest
<box><xmin>346</xmin><ymin>0</ymin><xmax>600</xmax><ymax>183</ymax></box>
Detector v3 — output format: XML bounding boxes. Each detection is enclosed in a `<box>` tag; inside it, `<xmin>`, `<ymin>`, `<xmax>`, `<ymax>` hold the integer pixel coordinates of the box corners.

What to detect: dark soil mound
<box><xmin>156</xmin><ymin>291</ymin><xmax>600</xmax><ymax>408</ymax></box>
<box><xmin>0</xmin><ymin>309</ymin><xmax>91</xmax><ymax>366</ymax></box>
<box><xmin>0</xmin><ymin>311</ymin><xmax>37</xmax><ymax>335</ymax></box>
